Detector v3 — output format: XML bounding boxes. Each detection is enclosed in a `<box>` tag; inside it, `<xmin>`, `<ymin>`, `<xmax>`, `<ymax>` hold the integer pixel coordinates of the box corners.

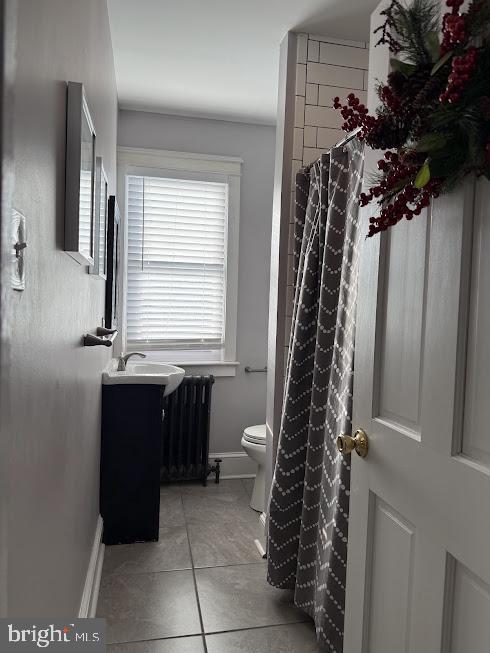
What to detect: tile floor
<box><xmin>97</xmin><ymin>479</ymin><xmax>322</xmax><ymax>652</ymax></box>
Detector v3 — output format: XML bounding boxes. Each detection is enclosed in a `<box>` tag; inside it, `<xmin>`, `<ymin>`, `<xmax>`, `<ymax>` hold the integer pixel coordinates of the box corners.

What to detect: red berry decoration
<box><xmin>441</xmin><ymin>0</ymin><xmax>467</xmax><ymax>55</ymax></box>
<box><xmin>440</xmin><ymin>47</ymin><xmax>478</xmax><ymax>103</ymax></box>
<box><xmin>333</xmin><ymin>0</ymin><xmax>490</xmax><ymax>237</ymax></box>
<box><xmin>333</xmin><ymin>93</ymin><xmax>373</xmax><ymax>135</ymax></box>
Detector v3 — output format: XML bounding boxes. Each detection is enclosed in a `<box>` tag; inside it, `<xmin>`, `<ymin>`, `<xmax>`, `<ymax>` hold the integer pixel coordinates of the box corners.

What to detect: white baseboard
<box><xmin>254</xmin><ymin>538</ymin><xmax>267</xmax><ymax>558</ymax></box>
<box><xmin>254</xmin><ymin>512</ymin><xmax>267</xmax><ymax>558</ymax></box>
<box><xmin>79</xmin><ymin>515</ymin><xmax>105</xmax><ymax>618</ymax></box>
<box><xmin>259</xmin><ymin>511</ymin><xmax>267</xmax><ymax>532</ymax></box>
<box><xmin>208</xmin><ymin>451</ymin><xmax>257</xmax><ymax>479</ymax></box>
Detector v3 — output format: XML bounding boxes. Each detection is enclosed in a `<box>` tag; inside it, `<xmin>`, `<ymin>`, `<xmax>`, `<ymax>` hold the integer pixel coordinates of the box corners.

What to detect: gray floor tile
<box><xmin>182</xmin><ymin>490</ymin><xmax>258</xmax><ymax>525</ymax></box>
<box><xmin>205</xmin><ymin>623</ymin><xmax>322</xmax><ymax>653</ymax></box>
<box><xmin>160</xmin><ymin>484</ymin><xmax>183</xmax><ymax>493</ymax></box>
<box><xmin>195</xmin><ymin>564</ymin><xmax>307</xmax><ymax>633</ymax></box>
<box><xmin>97</xmin><ymin>570</ymin><xmax>201</xmax><ymax>644</ymax></box>
<box><xmin>102</xmin><ymin>526</ymin><xmax>192</xmax><ymax>575</ymax></box>
<box><xmin>241</xmin><ymin>478</ymin><xmax>255</xmax><ymax>498</ymax></box>
<box><xmin>160</xmin><ymin>488</ymin><xmax>186</xmax><ymax>527</ymax></box>
<box><xmin>188</xmin><ymin>519</ymin><xmax>264</xmax><ymax>568</ymax></box>
<box><xmin>108</xmin><ymin>636</ymin><xmax>205</xmax><ymax>652</ymax></box>
<box><xmin>180</xmin><ymin>479</ymin><xmax>247</xmax><ymax>496</ymax></box>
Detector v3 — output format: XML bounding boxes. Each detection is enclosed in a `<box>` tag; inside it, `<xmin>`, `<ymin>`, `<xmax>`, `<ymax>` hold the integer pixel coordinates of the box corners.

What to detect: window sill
<box><xmin>175</xmin><ymin>361</ymin><xmax>240</xmax><ymax>377</ymax></box>
<box><xmin>126</xmin><ymin>348</ymin><xmax>240</xmax><ymax>377</ymax></box>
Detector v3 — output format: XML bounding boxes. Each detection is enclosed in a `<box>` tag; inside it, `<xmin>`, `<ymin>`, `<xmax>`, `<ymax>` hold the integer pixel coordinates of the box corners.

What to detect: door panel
<box><xmin>343</xmin><ymin>2</ymin><xmax>490</xmax><ymax>652</ymax></box>
<box><xmin>365</xmin><ymin>496</ymin><xmax>415</xmax><ymax>653</ymax></box>
<box><xmin>462</xmin><ymin>181</ymin><xmax>490</xmax><ymax>466</ymax></box>
<box><xmin>448</xmin><ymin>560</ymin><xmax>490</xmax><ymax>653</ymax></box>
<box><xmin>376</xmin><ymin>216</ymin><xmax>428</xmax><ymax>434</ymax></box>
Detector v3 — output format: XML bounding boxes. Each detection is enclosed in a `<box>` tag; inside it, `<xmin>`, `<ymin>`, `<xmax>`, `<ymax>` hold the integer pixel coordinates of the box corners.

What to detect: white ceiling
<box><xmin>108</xmin><ymin>0</ymin><xmax>378</xmax><ymax>125</ymax></box>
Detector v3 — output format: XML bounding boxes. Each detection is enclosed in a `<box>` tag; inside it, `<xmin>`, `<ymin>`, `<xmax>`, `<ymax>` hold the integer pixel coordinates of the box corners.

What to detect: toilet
<box><xmin>241</xmin><ymin>424</ymin><xmax>266</xmax><ymax>513</ymax></box>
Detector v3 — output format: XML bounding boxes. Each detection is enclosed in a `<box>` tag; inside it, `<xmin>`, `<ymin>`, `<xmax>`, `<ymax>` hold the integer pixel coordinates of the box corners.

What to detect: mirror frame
<box><xmin>64</xmin><ymin>81</ymin><xmax>96</xmax><ymax>266</ymax></box>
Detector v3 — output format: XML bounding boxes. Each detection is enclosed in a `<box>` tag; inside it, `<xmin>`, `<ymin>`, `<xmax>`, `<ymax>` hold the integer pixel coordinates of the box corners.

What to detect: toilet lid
<box><xmin>243</xmin><ymin>424</ymin><xmax>266</xmax><ymax>445</ymax></box>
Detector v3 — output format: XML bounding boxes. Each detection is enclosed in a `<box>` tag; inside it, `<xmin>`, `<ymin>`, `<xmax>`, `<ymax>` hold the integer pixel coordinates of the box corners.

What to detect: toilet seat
<box><xmin>243</xmin><ymin>424</ymin><xmax>266</xmax><ymax>446</ymax></box>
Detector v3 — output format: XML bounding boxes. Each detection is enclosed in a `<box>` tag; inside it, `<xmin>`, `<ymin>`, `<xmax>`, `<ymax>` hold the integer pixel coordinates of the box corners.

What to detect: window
<box><xmin>126</xmin><ymin>175</ymin><xmax>228</xmax><ymax>351</ymax></box>
<box><xmin>118</xmin><ymin>147</ymin><xmax>241</xmax><ymax>371</ymax></box>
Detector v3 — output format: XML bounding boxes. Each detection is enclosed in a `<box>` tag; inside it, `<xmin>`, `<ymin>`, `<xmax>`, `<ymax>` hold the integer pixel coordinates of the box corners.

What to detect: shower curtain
<box><xmin>267</xmin><ymin>139</ymin><xmax>364</xmax><ymax>652</ymax></box>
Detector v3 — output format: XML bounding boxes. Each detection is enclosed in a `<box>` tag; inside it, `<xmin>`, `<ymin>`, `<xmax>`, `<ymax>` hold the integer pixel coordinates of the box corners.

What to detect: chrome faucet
<box><xmin>117</xmin><ymin>352</ymin><xmax>146</xmax><ymax>371</ymax></box>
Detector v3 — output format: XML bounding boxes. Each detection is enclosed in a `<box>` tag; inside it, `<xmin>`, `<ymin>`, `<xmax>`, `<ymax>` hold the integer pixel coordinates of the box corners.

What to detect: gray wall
<box><xmin>118</xmin><ymin>110</ymin><xmax>275</xmax><ymax>454</ymax></box>
<box><xmin>7</xmin><ymin>0</ymin><xmax>117</xmax><ymax>616</ymax></box>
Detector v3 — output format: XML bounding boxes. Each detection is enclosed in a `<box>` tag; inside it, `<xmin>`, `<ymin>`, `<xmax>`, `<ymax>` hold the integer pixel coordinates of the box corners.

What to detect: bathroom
<box><xmin>3</xmin><ymin>0</ymin><xmax>490</xmax><ymax>652</ymax></box>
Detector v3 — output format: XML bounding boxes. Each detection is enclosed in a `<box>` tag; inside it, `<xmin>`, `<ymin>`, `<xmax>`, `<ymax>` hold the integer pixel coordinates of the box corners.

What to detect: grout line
<box><xmin>194</xmin><ymin>560</ymin><xmax>267</xmax><ymax>571</ymax></box>
<box><xmin>103</xmin><ymin>558</ymin><xmax>266</xmax><ymax>581</ymax></box>
<box><xmin>183</xmin><ymin>505</ymin><xmax>208</xmax><ymax>653</ymax></box>
<box><xmin>204</xmin><ymin>618</ymin><xmax>311</xmax><ymax>637</ymax></box>
<box><xmin>161</xmin><ymin>485</ymin><xmax>208</xmax><ymax>652</ymax></box>
<box><xmin>109</xmin><ymin>617</ymin><xmax>312</xmax><ymax>648</ymax></box>
<box><xmin>305</xmin><ymin>81</ymin><xmax>365</xmax><ymax>91</ymax></box>
<box><xmin>109</xmin><ymin>633</ymin><xmax>203</xmax><ymax>646</ymax></box>
<box><xmin>103</xmin><ymin>566</ymin><xmax>194</xmax><ymax>577</ymax></box>
<box><xmin>315</xmin><ymin>62</ymin><xmax>369</xmax><ymax>71</ymax></box>
<box><xmin>305</xmin><ymin>36</ymin><xmax>368</xmax><ymax>50</ymax></box>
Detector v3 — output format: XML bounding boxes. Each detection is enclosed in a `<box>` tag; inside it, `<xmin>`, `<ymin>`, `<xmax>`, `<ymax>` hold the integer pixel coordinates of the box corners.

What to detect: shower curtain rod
<box><xmin>305</xmin><ymin>127</ymin><xmax>362</xmax><ymax>173</ymax></box>
<box><xmin>333</xmin><ymin>126</ymin><xmax>362</xmax><ymax>149</ymax></box>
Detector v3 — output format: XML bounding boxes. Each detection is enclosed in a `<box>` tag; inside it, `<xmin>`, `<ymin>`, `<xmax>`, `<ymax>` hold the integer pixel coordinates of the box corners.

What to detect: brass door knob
<box><xmin>336</xmin><ymin>429</ymin><xmax>369</xmax><ymax>458</ymax></box>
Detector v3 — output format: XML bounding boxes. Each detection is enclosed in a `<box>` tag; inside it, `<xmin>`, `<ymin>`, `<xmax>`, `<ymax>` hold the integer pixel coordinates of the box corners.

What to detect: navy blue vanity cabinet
<box><xmin>100</xmin><ymin>384</ymin><xmax>164</xmax><ymax>544</ymax></box>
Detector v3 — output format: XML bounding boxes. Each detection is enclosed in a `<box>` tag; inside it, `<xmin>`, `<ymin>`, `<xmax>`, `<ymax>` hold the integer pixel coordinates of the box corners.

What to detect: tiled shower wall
<box><xmin>283</xmin><ymin>33</ymin><xmax>369</xmax><ymax>373</ymax></box>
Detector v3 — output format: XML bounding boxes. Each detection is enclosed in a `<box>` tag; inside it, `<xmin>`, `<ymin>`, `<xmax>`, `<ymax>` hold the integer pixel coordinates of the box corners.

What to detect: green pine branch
<box><xmin>389</xmin><ymin>0</ymin><xmax>441</xmax><ymax>65</ymax></box>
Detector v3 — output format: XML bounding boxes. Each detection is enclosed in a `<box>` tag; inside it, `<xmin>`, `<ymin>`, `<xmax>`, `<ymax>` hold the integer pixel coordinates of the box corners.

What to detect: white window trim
<box><xmin>116</xmin><ymin>146</ymin><xmax>242</xmax><ymax>377</ymax></box>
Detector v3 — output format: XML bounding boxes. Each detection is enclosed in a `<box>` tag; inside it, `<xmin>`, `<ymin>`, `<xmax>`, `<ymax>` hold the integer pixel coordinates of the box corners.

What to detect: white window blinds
<box><xmin>79</xmin><ymin>169</ymin><xmax>93</xmax><ymax>260</ymax></box>
<box><xmin>126</xmin><ymin>174</ymin><xmax>228</xmax><ymax>350</ymax></box>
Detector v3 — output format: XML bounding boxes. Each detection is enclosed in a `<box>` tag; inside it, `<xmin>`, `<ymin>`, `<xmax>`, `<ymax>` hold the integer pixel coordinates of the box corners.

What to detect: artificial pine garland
<box><xmin>333</xmin><ymin>0</ymin><xmax>490</xmax><ymax>237</ymax></box>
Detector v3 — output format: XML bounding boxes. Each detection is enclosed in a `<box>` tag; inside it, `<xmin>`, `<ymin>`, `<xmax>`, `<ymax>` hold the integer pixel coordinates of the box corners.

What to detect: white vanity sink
<box><xmin>102</xmin><ymin>360</ymin><xmax>185</xmax><ymax>396</ymax></box>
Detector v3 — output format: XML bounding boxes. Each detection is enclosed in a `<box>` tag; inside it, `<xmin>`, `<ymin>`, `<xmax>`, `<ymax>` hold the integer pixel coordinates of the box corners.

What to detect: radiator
<box><xmin>160</xmin><ymin>375</ymin><xmax>220</xmax><ymax>485</ymax></box>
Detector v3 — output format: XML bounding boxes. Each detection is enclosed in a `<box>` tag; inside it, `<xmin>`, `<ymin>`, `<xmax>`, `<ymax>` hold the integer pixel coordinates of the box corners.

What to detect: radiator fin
<box><xmin>160</xmin><ymin>375</ymin><xmax>214</xmax><ymax>484</ymax></box>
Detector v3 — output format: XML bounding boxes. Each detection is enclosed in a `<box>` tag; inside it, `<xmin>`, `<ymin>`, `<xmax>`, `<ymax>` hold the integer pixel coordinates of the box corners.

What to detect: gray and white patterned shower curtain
<box><xmin>267</xmin><ymin>139</ymin><xmax>364</xmax><ymax>652</ymax></box>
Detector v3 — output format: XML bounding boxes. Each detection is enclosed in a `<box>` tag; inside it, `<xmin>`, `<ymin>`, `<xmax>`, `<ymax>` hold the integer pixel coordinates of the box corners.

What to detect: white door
<box><xmin>343</xmin><ymin>3</ymin><xmax>490</xmax><ymax>652</ymax></box>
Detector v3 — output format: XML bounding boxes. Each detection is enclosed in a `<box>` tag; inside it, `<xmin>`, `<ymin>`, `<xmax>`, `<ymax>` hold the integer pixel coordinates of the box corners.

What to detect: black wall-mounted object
<box><xmin>100</xmin><ymin>384</ymin><xmax>163</xmax><ymax>544</ymax></box>
<box><xmin>105</xmin><ymin>195</ymin><xmax>120</xmax><ymax>330</ymax></box>
<box><xmin>161</xmin><ymin>375</ymin><xmax>219</xmax><ymax>486</ymax></box>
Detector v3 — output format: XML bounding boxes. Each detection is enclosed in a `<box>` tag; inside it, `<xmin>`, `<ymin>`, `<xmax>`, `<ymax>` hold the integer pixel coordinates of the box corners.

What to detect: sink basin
<box><xmin>102</xmin><ymin>360</ymin><xmax>185</xmax><ymax>396</ymax></box>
